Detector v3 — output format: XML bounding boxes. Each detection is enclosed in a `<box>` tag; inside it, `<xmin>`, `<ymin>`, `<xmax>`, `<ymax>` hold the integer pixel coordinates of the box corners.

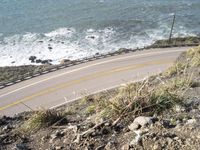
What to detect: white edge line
<box><xmin>50</xmin><ymin>71</ymin><xmax>163</xmax><ymax>110</ymax></box>
<box><xmin>50</xmin><ymin>85</ymin><xmax>122</xmax><ymax>109</ymax></box>
<box><xmin>0</xmin><ymin>49</ymin><xmax>186</xmax><ymax>98</ymax></box>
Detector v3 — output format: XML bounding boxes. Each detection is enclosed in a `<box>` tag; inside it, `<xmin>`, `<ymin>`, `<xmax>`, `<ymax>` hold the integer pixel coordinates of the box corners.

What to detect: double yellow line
<box><xmin>0</xmin><ymin>59</ymin><xmax>172</xmax><ymax>111</ymax></box>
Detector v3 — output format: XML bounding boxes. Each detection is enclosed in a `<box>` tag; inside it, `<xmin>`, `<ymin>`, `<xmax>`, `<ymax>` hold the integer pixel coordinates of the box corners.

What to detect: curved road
<box><xmin>0</xmin><ymin>47</ymin><xmax>192</xmax><ymax>116</ymax></box>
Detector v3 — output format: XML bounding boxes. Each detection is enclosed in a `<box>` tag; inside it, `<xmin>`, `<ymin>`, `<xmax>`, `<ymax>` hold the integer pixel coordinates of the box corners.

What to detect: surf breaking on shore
<box><xmin>0</xmin><ymin>26</ymin><xmax>196</xmax><ymax>67</ymax></box>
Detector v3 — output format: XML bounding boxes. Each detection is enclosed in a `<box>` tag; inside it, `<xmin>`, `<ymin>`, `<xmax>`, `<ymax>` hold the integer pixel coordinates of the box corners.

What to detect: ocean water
<box><xmin>0</xmin><ymin>0</ymin><xmax>199</xmax><ymax>66</ymax></box>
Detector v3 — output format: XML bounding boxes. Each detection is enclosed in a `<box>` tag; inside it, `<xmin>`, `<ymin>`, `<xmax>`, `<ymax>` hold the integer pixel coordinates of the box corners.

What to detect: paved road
<box><xmin>0</xmin><ymin>47</ymin><xmax>192</xmax><ymax>116</ymax></box>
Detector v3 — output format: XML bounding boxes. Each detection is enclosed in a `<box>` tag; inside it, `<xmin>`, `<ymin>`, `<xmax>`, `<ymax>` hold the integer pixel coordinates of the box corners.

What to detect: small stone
<box><xmin>167</xmin><ymin>137</ymin><xmax>173</xmax><ymax>145</ymax></box>
<box><xmin>173</xmin><ymin>137</ymin><xmax>179</xmax><ymax>140</ymax></box>
<box><xmin>133</xmin><ymin>116</ymin><xmax>154</xmax><ymax>127</ymax></box>
<box><xmin>152</xmin><ymin>142</ymin><xmax>162</xmax><ymax>150</ymax></box>
<box><xmin>105</xmin><ymin>141</ymin><xmax>116</xmax><ymax>150</ymax></box>
<box><xmin>174</xmin><ymin>105</ymin><xmax>185</xmax><ymax>112</ymax></box>
<box><xmin>2</xmin><ymin>125</ymin><xmax>12</xmax><ymax>131</ymax></box>
<box><xmin>186</xmin><ymin>119</ymin><xmax>197</xmax><ymax>124</ymax></box>
<box><xmin>55</xmin><ymin>146</ymin><xmax>63</xmax><ymax>150</ymax></box>
<box><xmin>121</xmin><ymin>144</ymin><xmax>129</xmax><ymax>150</ymax></box>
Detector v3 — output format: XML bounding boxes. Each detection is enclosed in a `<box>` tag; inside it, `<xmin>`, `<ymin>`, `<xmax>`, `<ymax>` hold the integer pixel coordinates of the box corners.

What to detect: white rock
<box><xmin>133</xmin><ymin>116</ymin><xmax>153</xmax><ymax>127</ymax></box>
<box><xmin>121</xmin><ymin>144</ymin><xmax>129</xmax><ymax>150</ymax></box>
<box><xmin>128</xmin><ymin>122</ymin><xmax>140</xmax><ymax>131</ymax></box>
<box><xmin>186</xmin><ymin>119</ymin><xmax>197</xmax><ymax>124</ymax></box>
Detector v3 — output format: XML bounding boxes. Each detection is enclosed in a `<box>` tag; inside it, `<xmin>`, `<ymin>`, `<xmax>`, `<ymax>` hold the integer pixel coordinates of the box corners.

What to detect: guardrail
<box><xmin>0</xmin><ymin>43</ymin><xmax>198</xmax><ymax>90</ymax></box>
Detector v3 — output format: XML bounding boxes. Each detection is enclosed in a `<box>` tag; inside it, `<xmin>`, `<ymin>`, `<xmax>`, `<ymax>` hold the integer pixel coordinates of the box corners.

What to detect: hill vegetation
<box><xmin>0</xmin><ymin>45</ymin><xmax>200</xmax><ymax>150</ymax></box>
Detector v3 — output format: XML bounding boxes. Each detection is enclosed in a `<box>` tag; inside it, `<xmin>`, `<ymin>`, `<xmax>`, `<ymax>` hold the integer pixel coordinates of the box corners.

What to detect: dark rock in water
<box><xmin>41</xmin><ymin>59</ymin><xmax>52</xmax><ymax>65</ymax></box>
<box><xmin>48</xmin><ymin>46</ymin><xmax>53</xmax><ymax>50</ymax></box>
<box><xmin>29</xmin><ymin>56</ymin><xmax>37</xmax><ymax>63</ymax></box>
<box><xmin>36</xmin><ymin>59</ymin><xmax>42</xmax><ymax>63</ymax></box>
<box><xmin>11</xmin><ymin>61</ymin><xmax>15</xmax><ymax>64</ymax></box>
<box><xmin>38</xmin><ymin>40</ymin><xmax>43</xmax><ymax>43</ymax></box>
<box><xmin>49</xmin><ymin>39</ymin><xmax>53</xmax><ymax>42</ymax></box>
<box><xmin>61</xmin><ymin>41</ymin><xmax>65</xmax><ymax>44</ymax></box>
<box><xmin>95</xmin><ymin>52</ymin><xmax>100</xmax><ymax>56</ymax></box>
<box><xmin>41</xmin><ymin>60</ymin><xmax>48</xmax><ymax>64</ymax></box>
<box><xmin>88</xmin><ymin>36</ymin><xmax>95</xmax><ymax>39</ymax></box>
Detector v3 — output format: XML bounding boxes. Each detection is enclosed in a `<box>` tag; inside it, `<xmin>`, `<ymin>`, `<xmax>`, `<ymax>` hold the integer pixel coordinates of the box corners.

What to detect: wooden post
<box><xmin>169</xmin><ymin>14</ymin><xmax>176</xmax><ymax>44</ymax></box>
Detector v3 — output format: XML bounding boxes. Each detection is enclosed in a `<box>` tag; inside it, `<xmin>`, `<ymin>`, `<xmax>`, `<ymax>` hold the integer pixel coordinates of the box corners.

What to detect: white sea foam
<box><xmin>44</xmin><ymin>28</ymin><xmax>75</xmax><ymax>38</ymax></box>
<box><xmin>0</xmin><ymin>26</ymin><xmax>197</xmax><ymax>67</ymax></box>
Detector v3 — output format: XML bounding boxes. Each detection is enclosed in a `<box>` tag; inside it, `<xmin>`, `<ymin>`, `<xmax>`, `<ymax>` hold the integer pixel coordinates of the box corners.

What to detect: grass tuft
<box><xmin>83</xmin><ymin>78</ymin><xmax>185</xmax><ymax>120</ymax></box>
<box><xmin>163</xmin><ymin>62</ymin><xmax>187</xmax><ymax>77</ymax></box>
<box><xmin>20</xmin><ymin>110</ymin><xmax>64</xmax><ymax>133</ymax></box>
<box><xmin>187</xmin><ymin>46</ymin><xmax>200</xmax><ymax>67</ymax></box>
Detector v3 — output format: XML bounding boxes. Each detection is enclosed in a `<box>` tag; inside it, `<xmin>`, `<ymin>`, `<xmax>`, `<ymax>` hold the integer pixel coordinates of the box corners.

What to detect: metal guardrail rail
<box><xmin>0</xmin><ymin>43</ymin><xmax>198</xmax><ymax>90</ymax></box>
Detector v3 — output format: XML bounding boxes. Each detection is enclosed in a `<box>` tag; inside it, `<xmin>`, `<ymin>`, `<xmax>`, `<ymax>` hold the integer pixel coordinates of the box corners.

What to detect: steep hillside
<box><xmin>0</xmin><ymin>46</ymin><xmax>200</xmax><ymax>150</ymax></box>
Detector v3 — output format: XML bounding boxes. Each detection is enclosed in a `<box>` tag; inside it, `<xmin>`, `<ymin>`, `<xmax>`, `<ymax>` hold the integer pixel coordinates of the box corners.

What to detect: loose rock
<box><xmin>133</xmin><ymin>116</ymin><xmax>154</xmax><ymax>128</ymax></box>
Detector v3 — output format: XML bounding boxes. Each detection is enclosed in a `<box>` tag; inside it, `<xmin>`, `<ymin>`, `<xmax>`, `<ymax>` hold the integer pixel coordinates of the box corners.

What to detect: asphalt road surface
<box><xmin>0</xmin><ymin>47</ymin><xmax>192</xmax><ymax>116</ymax></box>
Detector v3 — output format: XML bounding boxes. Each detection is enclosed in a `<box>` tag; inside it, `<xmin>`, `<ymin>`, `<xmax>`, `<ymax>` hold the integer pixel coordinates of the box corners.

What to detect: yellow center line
<box><xmin>0</xmin><ymin>59</ymin><xmax>172</xmax><ymax>111</ymax></box>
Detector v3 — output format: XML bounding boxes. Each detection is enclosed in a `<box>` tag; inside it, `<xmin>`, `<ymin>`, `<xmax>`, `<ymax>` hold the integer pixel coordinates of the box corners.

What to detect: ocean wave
<box><xmin>44</xmin><ymin>28</ymin><xmax>75</xmax><ymax>38</ymax></box>
<box><xmin>0</xmin><ymin>26</ymin><xmax>197</xmax><ymax>67</ymax></box>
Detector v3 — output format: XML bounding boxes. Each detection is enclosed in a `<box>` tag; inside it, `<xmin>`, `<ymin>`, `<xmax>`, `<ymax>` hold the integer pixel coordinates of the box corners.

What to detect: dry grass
<box><xmin>187</xmin><ymin>46</ymin><xmax>200</xmax><ymax>67</ymax></box>
<box><xmin>163</xmin><ymin>62</ymin><xmax>187</xmax><ymax>77</ymax></box>
<box><xmin>83</xmin><ymin>74</ymin><xmax>192</xmax><ymax>121</ymax></box>
<box><xmin>20</xmin><ymin>110</ymin><xmax>64</xmax><ymax>133</ymax></box>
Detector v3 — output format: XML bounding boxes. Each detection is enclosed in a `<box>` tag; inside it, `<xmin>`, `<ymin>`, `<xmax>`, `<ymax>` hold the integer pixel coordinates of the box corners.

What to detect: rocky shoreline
<box><xmin>0</xmin><ymin>45</ymin><xmax>200</xmax><ymax>149</ymax></box>
<box><xmin>0</xmin><ymin>37</ymin><xmax>200</xmax><ymax>86</ymax></box>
